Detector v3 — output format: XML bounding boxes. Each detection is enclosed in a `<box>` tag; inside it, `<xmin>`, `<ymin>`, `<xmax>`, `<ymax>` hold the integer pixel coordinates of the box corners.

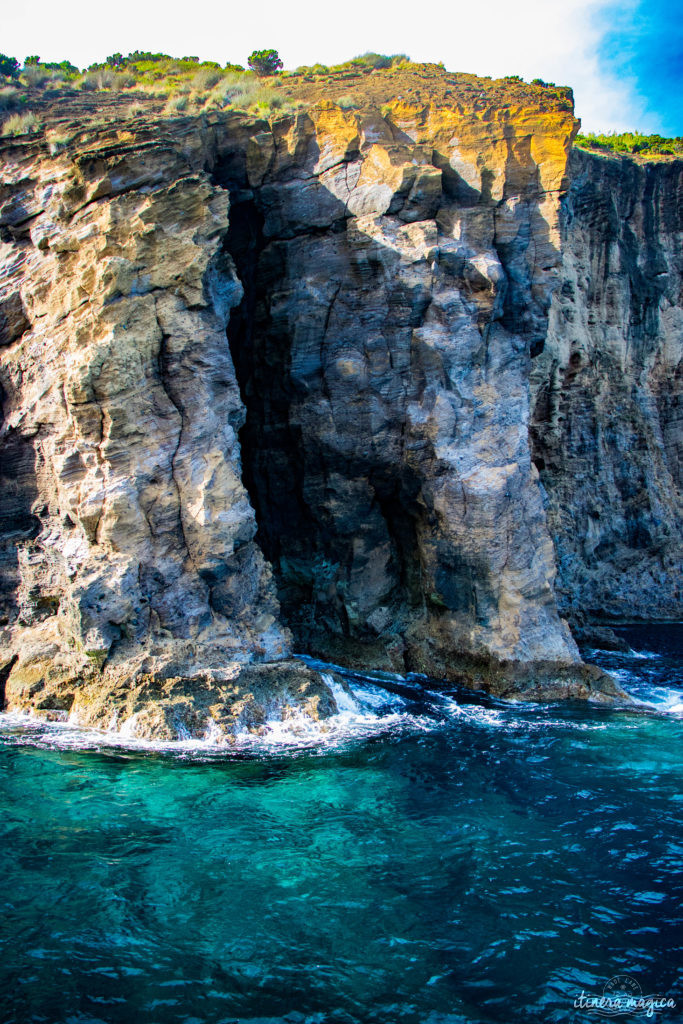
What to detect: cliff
<box><xmin>531</xmin><ymin>148</ymin><xmax>682</xmax><ymax>625</ymax></box>
<box><xmin>1</xmin><ymin>69</ymin><xmax>677</xmax><ymax>737</ymax></box>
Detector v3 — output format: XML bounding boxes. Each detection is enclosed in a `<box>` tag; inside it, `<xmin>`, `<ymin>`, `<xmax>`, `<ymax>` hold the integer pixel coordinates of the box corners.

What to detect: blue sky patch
<box><xmin>597</xmin><ymin>0</ymin><xmax>683</xmax><ymax>134</ymax></box>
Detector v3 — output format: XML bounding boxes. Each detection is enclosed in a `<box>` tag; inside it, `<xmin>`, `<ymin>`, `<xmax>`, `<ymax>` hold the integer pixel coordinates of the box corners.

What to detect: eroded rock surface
<box><xmin>531</xmin><ymin>149</ymin><xmax>682</xmax><ymax>624</ymax></box>
<box><xmin>0</xmin><ymin>116</ymin><xmax>300</xmax><ymax>737</ymax></box>
<box><xmin>222</xmin><ymin>98</ymin><xmax>583</xmax><ymax>681</ymax></box>
<box><xmin>1</xmin><ymin>82</ymin><xmax>669</xmax><ymax>734</ymax></box>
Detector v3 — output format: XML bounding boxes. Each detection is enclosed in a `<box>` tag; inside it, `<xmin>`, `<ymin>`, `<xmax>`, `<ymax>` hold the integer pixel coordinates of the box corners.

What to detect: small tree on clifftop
<box><xmin>0</xmin><ymin>55</ymin><xmax>20</xmax><ymax>78</ymax></box>
<box><xmin>247</xmin><ymin>49</ymin><xmax>283</xmax><ymax>76</ymax></box>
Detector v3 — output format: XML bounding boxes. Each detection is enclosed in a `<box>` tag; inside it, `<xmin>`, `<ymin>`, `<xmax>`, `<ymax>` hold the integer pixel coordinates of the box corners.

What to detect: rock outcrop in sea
<box><xmin>0</xmin><ymin>69</ymin><xmax>679</xmax><ymax>737</ymax></box>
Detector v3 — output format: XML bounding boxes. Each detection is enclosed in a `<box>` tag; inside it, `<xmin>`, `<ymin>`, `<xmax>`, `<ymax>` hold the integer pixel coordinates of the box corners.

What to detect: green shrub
<box><xmin>42</xmin><ymin>60</ymin><xmax>79</xmax><ymax>77</ymax></box>
<box><xmin>248</xmin><ymin>49</ymin><xmax>283</xmax><ymax>76</ymax></box>
<box><xmin>576</xmin><ymin>131</ymin><xmax>683</xmax><ymax>158</ymax></box>
<box><xmin>125</xmin><ymin>50</ymin><xmax>171</xmax><ymax>63</ymax></box>
<box><xmin>0</xmin><ymin>55</ymin><xmax>20</xmax><ymax>79</ymax></box>
<box><xmin>351</xmin><ymin>52</ymin><xmax>393</xmax><ymax>69</ymax></box>
<box><xmin>336</xmin><ymin>94</ymin><xmax>359</xmax><ymax>110</ymax></box>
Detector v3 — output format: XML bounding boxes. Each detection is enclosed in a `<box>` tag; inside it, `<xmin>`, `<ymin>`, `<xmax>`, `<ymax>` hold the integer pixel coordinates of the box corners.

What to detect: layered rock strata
<box><xmin>0</xmin><ymin>86</ymin><xmax>650</xmax><ymax>735</ymax></box>
<box><xmin>531</xmin><ymin>148</ymin><xmax>682</xmax><ymax>625</ymax></box>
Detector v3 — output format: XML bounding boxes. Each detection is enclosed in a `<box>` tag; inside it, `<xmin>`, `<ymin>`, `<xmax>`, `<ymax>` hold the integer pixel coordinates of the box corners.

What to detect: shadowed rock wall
<box><xmin>216</xmin><ymin>103</ymin><xmax>581</xmax><ymax>676</ymax></box>
<box><xmin>531</xmin><ymin>148</ymin><xmax>682</xmax><ymax>624</ymax></box>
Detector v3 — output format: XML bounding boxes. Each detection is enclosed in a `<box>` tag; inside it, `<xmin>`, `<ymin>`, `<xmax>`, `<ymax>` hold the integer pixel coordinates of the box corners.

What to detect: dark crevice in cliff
<box><xmin>0</xmin><ymin>381</ymin><xmax>41</xmax><ymax>628</ymax></box>
<box><xmin>227</xmin><ymin>201</ymin><xmax>307</xmax><ymax>551</ymax></box>
<box><xmin>222</xmin><ymin>197</ymin><xmax>354</xmax><ymax>646</ymax></box>
<box><xmin>215</xmin><ymin>168</ymin><xmax>430</xmax><ymax>661</ymax></box>
<box><xmin>0</xmin><ymin>654</ymin><xmax>18</xmax><ymax>709</ymax></box>
<box><xmin>217</xmin><ymin>179</ymin><xmax>319</xmax><ymax>634</ymax></box>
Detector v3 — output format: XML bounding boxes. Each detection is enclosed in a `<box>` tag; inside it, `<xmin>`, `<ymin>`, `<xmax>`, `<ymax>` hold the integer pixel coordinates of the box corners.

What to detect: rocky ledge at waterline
<box><xmin>0</xmin><ymin>71</ymin><xmax>679</xmax><ymax>738</ymax></box>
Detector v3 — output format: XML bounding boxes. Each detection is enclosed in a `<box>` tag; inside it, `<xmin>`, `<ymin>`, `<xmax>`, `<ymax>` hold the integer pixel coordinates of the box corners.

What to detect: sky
<box><xmin>4</xmin><ymin>0</ymin><xmax>682</xmax><ymax>135</ymax></box>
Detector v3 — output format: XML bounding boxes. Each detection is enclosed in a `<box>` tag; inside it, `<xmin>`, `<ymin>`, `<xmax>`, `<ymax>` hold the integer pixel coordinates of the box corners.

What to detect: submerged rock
<box><xmin>570</xmin><ymin>624</ymin><xmax>631</xmax><ymax>654</ymax></box>
<box><xmin>7</xmin><ymin>654</ymin><xmax>342</xmax><ymax>742</ymax></box>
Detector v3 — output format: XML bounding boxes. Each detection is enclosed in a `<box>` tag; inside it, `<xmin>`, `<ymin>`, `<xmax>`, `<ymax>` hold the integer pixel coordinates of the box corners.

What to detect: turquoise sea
<box><xmin>0</xmin><ymin>625</ymin><xmax>681</xmax><ymax>1023</ymax></box>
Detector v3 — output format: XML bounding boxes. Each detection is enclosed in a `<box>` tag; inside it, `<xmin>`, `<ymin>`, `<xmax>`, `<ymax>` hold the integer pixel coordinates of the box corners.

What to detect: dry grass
<box><xmin>204</xmin><ymin>75</ymin><xmax>259</xmax><ymax>109</ymax></box>
<box><xmin>112</xmin><ymin>72</ymin><xmax>136</xmax><ymax>90</ymax></box>
<box><xmin>0</xmin><ymin>86</ymin><xmax>22</xmax><ymax>112</ymax></box>
<box><xmin>146</xmin><ymin>80</ymin><xmax>178</xmax><ymax>98</ymax></box>
<box><xmin>164</xmin><ymin>95</ymin><xmax>189</xmax><ymax>114</ymax></box>
<box><xmin>21</xmin><ymin>66</ymin><xmax>52</xmax><ymax>88</ymax></box>
<box><xmin>192</xmin><ymin>68</ymin><xmax>222</xmax><ymax>91</ymax></box>
<box><xmin>1</xmin><ymin>111</ymin><xmax>41</xmax><ymax>137</ymax></box>
<box><xmin>272</xmin><ymin>63</ymin><xmax>577</xmax><ymax>123</ymax></box>
<box><xmin>78</xmin><ymin>69</ymin><xmax>136</xmax><ymax>91</ymax></box>
<box><xmin>248</xmin><ymin>85</ymin><xmax>282</xmax><ymax>113</ymax></box>
<box><xmin>48</xmin><ymin>131</ymin><xmax>74</xmax><ymax>154</ymax></box>
<box><xmin>79</xmin><ymin>70</ymin><xmax>114</xmax><ymax>90</ymax></box>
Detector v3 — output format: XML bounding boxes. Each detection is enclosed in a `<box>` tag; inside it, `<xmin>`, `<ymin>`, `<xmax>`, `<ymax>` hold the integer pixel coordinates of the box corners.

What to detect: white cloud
<box><xmin>4</xmin><ymin>0</ymin><xmax>659</xmax><ymax>132</ymax></box>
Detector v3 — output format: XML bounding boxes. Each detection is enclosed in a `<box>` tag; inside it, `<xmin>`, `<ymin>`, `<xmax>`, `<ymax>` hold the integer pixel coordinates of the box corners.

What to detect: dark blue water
<box><xmin>0</xmin><ymin>626</ymin><xmax>681</xmax><ymax>1024</ymax></box>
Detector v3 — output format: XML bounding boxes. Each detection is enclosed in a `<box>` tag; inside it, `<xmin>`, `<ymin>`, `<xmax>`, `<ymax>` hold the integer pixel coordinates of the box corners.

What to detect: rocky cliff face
<box><xmin>0</xmin><ymin>116</ymin><xmax>342</xmax><ymax>739</ymax></box>
<box><xmin>221</xmin><ymin>99</ymin><xmax>584</xmax><ymax>681</ymax></box>
<box><xmin>3</xmin><ymin>77</ymin><xmax>671</xmax><ymax>737</ymax></box>
<box><xmin>531</xmin><ymin>148</ymin><xmax>682</xmax><ymax>625</ymax></box>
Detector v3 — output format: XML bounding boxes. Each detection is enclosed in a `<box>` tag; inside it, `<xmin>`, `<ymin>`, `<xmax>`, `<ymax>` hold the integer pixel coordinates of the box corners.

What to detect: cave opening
<box><xmin>223</xmin><ymin>191</ymin><xmax>318</xmax><ymax>608</ymax></box>
<box><xmin>0</xmin><ymin>381</ymin><xmax>41</xmax><ymax>631</ymax></box>
<box><xmin>212</xmin><ymin>155</ymin><xmax>427</xmax><ymax>665</ymax></box>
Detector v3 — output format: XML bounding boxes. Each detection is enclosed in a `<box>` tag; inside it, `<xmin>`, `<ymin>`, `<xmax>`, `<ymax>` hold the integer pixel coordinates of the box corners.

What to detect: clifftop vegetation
<box><xmin>576</xmin><ymin>131</ymin><xmax>683</xmax><ymax>158</ymax></box>
<box><xmin>0</xmin><ymin>49</ymin><xmax>576</xmax><ymax>136</ymax></box>
<box><xmin>0</xmin><ymin>49</ymin><xmax>679</xmax><ymax>161</ymax></box>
